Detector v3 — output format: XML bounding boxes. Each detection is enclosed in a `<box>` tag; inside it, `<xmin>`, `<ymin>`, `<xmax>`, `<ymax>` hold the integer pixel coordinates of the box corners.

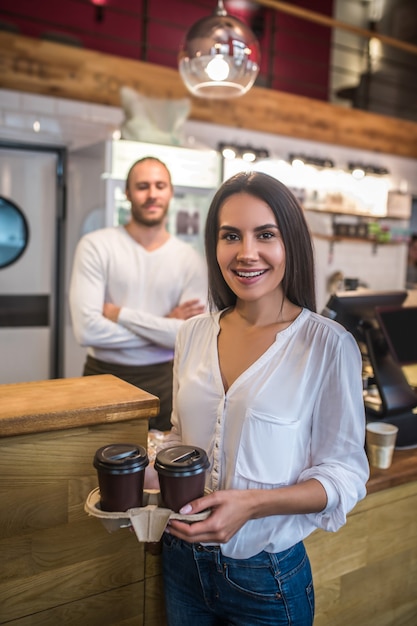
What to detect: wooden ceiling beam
<box><xmin>1</xmin><ymin>32</ymin><xmax>417</xmax><ymax>159</ymax></box>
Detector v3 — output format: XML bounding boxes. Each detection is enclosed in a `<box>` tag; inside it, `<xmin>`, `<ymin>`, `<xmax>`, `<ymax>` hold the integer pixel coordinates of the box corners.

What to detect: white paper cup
<box><xmin>366</xmin><ymin>422</ymin><xmax>399</xmax><ymax>469</ymax></box>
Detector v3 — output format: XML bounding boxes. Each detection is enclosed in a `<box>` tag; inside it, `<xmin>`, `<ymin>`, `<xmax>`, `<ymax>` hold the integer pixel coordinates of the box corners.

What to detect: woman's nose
<box><xmin>236</xmin><ymin>237</ymin><xmax>258</xmax><ymax>260</ymax></box>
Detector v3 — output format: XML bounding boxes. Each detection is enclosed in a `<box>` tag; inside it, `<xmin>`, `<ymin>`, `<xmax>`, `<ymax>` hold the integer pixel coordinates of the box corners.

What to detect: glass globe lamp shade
<box><xmin>178</xmin><ymin>5</ymin><xmax>261</xmax><ymax>99</ymax></box>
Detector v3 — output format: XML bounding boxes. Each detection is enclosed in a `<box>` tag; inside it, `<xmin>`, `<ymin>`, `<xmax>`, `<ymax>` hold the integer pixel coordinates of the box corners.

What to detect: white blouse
<box><xmin>168</xmin><ymin>308</ymin><xmax>370</xmax><ymax>559</ymax></box>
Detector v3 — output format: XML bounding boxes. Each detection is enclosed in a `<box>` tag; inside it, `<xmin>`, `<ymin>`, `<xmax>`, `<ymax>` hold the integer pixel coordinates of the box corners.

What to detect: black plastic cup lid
<box><xmin>93</xmin><ymin>443</ymin><xmax>149</xmax><ymax>474</ymax></box>
<box><xmin>155</xmin><ymin>445</ymin><xmax>209</xmax><ymax>477</ymax></box>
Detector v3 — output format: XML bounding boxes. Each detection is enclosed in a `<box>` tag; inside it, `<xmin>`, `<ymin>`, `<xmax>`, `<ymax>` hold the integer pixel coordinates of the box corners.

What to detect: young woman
<box><xmin>157</xmin><ymin>171</ymin><xmax>369</xmax><ymax>625</ymax></box>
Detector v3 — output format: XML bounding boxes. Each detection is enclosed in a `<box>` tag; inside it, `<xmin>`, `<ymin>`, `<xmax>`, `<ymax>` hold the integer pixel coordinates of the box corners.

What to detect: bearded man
<box><xmin>69</xmin><ymin>157</ymin><xmax>207</xmax><ymax>431</ymax></box>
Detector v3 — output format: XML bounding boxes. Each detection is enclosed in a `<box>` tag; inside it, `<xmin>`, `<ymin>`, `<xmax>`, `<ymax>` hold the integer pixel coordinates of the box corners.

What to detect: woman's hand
<box><xmin>166</xmin><ymin>489</ymin><xmax>255</xmax><ymax>544</ymax></box>
<box><xmin>166</xmin><ymin>479</ymin><xmax>327</xmax><ymax>544</ymax></box>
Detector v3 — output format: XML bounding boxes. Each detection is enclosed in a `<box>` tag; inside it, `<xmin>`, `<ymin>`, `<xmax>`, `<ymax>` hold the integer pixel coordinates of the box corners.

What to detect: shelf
<box><xmin>305</xmin><ymin>207</ymin><xmax>408</xmax><ymax>221</ymax></box>
<box><xmin>311</xmin><ymin>233</ymin><xmax>404</xmax><ymax>245</ymax></box>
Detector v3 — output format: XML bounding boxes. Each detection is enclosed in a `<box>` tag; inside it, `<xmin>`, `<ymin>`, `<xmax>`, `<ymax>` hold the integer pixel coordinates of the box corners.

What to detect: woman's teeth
<box><xmin>236</xmin><ymin>270</ymin><xmax>265</xmax><ymax>278</ymax></box>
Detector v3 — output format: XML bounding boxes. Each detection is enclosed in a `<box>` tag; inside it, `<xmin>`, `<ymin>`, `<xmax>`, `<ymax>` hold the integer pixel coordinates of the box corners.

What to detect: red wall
<box><xmin>0</xmin><ymin>0</ymin><xmax>334</xmax><ymax>101</ymax></box>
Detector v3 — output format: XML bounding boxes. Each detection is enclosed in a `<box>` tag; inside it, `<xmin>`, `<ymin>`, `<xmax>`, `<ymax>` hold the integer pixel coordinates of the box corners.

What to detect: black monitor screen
<box><xmin>325</xmin><ymin>290</ymin><xmax>417</xmax><ymax>425</ymax></box>
<box><xmin>324</xmin><ymin>289</ymin><xmax>408</xmax><ymax>343</ymax></box>
<box><xmin>376</xmin><ymin>306</ymin><xmax>417</xmax><ymax>365</ymax></box>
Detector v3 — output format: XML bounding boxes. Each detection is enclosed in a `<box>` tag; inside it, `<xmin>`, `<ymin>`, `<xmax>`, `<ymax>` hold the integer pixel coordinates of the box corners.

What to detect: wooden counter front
<box><xmin>305</xmin><ymin>445</ymin><xmax>417</xmax><ymax>625</ymax></box>
<box><xmin>0</xmin><ymin>375</ymin><xmax>165</xmax><ymax>626</ymax></box>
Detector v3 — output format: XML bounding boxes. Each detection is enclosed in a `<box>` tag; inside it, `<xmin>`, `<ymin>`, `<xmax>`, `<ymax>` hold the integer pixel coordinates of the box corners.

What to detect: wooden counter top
<box><xmin>0</xmin><ymin>374</ymin><xmax>159</xmax><ymax>437</ymax></box>
<box><xmin>366</xmin><ymin>445</ymin><xmax>417</xmax><ymax>494</ymax></box>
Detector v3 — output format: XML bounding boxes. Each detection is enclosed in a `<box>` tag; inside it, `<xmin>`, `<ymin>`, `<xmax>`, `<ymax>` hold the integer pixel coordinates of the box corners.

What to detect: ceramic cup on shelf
<box><xmin>93</xmin><ymin>443</ymin><xmax>149</xmax><ymax>512</ymax></box>
<box><xmin>154</xmin><ymin>445</ymin><xmax>209</xmax><ymax>513</ymax></box>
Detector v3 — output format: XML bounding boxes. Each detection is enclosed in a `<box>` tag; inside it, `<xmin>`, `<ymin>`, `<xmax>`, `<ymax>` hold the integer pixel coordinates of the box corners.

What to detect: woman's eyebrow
<box><xmin>254</xmin><ymin>224</ymin><xmax>279</xmax><ymax>231</ymax></box>
<box><xmin>219</xmin><ymin>223</ymin><xmax>279</xmax><ymax>232</ymax></box>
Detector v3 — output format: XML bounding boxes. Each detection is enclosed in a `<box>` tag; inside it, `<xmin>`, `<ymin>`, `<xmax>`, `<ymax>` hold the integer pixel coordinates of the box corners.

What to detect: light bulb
<box><xmin>206</xmin><ymin>56</ymin><xmax>230</xmax><ymax>81</ymax></box>
<box><xmin>242</xmin><ymin>151</ymin><xmax>256</xmax><ymax>162</ymax></box>
<box><xmin>222</xmin><ymin>147</ymin><xmax>237</xmax><ymax>159</ymax></box>
<box><xmin>352</xmin><ymin>168</ymin><xmax>365</xmax><ymax>180</ymax></box>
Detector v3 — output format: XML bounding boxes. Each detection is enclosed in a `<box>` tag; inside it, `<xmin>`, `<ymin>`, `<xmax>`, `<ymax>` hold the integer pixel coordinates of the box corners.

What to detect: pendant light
<box><xmin>178</xmin><ymin>0</ymin><xmax>261</xmax><ymax>99</ymax></box>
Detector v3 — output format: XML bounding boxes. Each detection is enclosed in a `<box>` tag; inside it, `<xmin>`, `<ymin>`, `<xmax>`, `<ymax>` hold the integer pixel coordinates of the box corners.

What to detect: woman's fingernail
<box><xmin>179</xmin><ymin>504</ymin><xmax>192</xmax><ymax>514</ymax></box>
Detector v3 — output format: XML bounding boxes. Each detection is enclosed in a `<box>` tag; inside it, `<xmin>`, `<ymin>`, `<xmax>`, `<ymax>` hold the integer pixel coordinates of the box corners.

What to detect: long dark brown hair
<box><xmin>204</xmin><ymin>171</ymin><xmax>316</xmax><ymax>312</ymax></box>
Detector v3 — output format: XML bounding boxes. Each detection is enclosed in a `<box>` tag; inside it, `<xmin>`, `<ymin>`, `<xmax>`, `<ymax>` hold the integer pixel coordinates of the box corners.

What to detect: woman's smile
<box><xmin>233</xmin><ymin>268</ymin><xmax>269</xmax><ymax>285</ymax></box>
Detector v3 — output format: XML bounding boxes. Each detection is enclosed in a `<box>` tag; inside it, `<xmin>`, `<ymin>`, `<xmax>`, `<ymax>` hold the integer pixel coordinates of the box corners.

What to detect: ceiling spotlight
<box><xmin>221</xmin><ymin>146</ymin><xmax>237</xmax><ymax>160</ymax></box>
<box><xmin>348</xmin><ymin>162</ymin><xmax>390</xmax><ymax>178</ymax></box>
<box><xmin>178</xmin><ymin>0</ymin><xmax>261</xmax><ymax>99</ymax></box>
<box><xmin>291</xmin><ymin>157</ymin><xmax>305</xmax><ymax>168</ymax></box>
<box><xmin>218</xmin><ymin>142</ymin><xmax>269</xmax><ymax>162</ymax></box>
<box><xmin>242</xmin><ymin>150</ymin><xmax>256</xmax><ymax>163</ymax></box>
<box><xmin>351</xmin><ymin>167</ymin><xmax>365</xmax><ymax>180</ymax></box>
<box><xmin>289</xmin><ymin>154</ymin><xmax>335</xmax><ymax>169</ymax></box>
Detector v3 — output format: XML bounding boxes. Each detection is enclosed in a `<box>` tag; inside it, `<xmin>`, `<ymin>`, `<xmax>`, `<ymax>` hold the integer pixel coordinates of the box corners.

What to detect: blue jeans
<box><xmin>162</xmin><ymin>534</ymin><xmax>315</xmax><ymax>626</ymax></box>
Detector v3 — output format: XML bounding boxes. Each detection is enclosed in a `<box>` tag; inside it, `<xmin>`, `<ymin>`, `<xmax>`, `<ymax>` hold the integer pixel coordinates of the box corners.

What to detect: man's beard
<box><xmin>131</xmin><ymin>204</ymin><xmax>168</xmax><ymax>227</ymax></box>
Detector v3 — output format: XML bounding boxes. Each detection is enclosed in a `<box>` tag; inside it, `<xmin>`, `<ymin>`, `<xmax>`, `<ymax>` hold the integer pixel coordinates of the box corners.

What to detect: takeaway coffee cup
<box><xmin>154</xmin><ymin>445</ymin><xmax>209</xmax><ymax>513</ymax></box>
<box><xmin>93</xmin><ymin>443</ymin><xmax>149</xmax><ymax>512</ymax></box>
<box><xmin>365</xmin><ymin>422</ymin><xmax>399</xmax><ymax>469</ymax></box>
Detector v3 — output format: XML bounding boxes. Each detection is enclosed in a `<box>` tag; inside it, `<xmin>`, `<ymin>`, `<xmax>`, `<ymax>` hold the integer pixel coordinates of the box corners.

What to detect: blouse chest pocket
<box><xmin>235</xmin><ymin>409</ymin><xmax>300</xmax><ymax>486</ymax></box>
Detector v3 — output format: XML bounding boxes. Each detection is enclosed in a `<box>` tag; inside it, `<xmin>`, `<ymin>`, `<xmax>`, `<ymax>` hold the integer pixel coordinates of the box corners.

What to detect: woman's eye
<box><xmin>259</xmin><ymin>231</ymin><xmax>274</xmax><ymax>240</ymax></box>
<box><xmin>222</xmin><ymin>232</ymin><xmax>239</xmax><ymax>241</ymax></box>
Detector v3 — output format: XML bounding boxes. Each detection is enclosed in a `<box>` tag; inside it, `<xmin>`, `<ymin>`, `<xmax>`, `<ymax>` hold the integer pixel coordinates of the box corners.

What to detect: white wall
<box><xmin>314</xmin><ymin>237</ymin><xmax>408</xmax><ymax>313</ymax></box>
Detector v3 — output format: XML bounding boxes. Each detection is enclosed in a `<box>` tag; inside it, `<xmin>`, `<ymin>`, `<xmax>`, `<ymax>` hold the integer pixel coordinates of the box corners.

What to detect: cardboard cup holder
<box><xmin>84</xmin><ymin>487</ymin><xmax>210</xmax><ymax>542</ymax></box>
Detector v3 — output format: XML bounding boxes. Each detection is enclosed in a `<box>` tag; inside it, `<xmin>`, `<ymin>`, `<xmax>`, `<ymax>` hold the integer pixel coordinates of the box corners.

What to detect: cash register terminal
<box><xmin>323</xmin><ymin>290</ymin><xmax>417</xmax><ymax>448</ymax></box>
